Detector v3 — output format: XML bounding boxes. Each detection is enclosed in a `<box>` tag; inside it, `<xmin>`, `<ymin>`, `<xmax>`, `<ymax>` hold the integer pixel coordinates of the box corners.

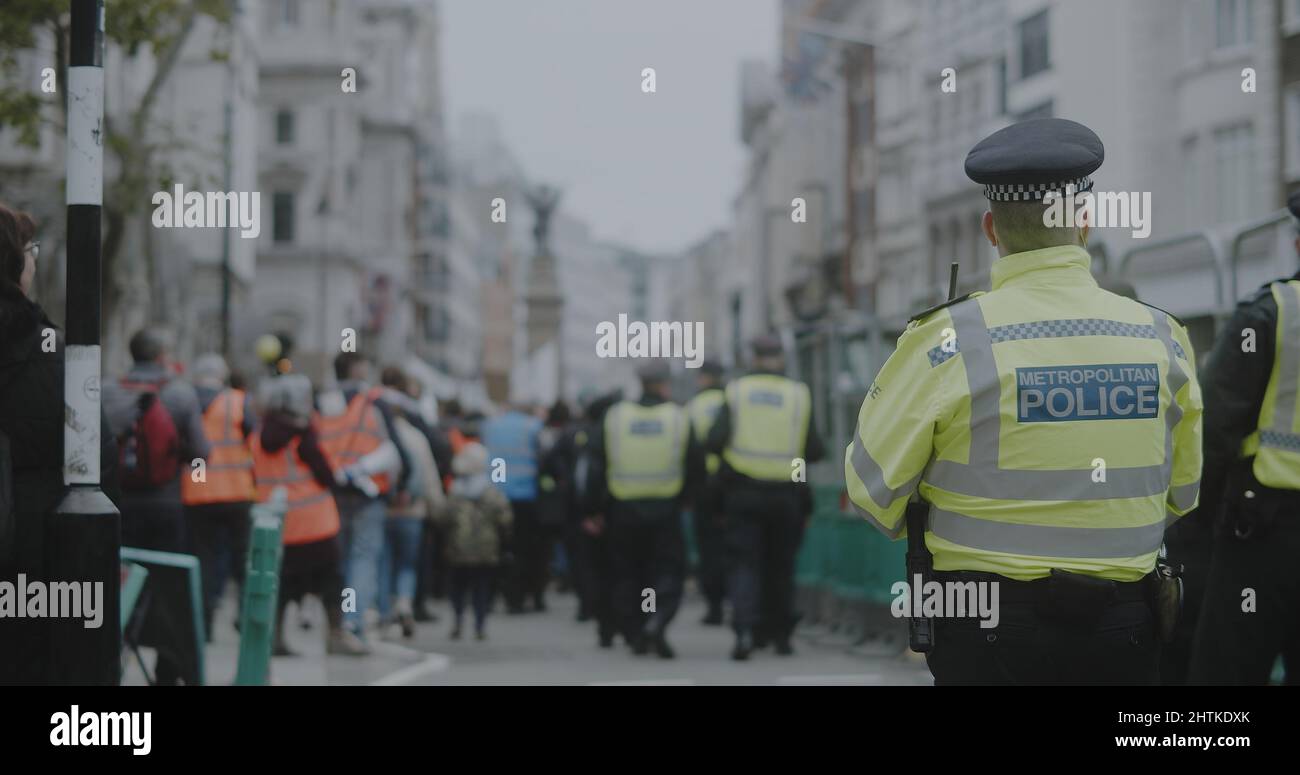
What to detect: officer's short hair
<box><xmin>988</xmin><ymin>198</ymin><xmax>1080</xmax><ymax>255</ymax></box>
<box><xmin>129</xmin><ymin>329</ymin><xmax>165</xmax><ymax>364</ymax></box>
<box><xmin>334</xmin><ymin>351</ymin><xmax>367</xmax><ymax>382</ymax></box>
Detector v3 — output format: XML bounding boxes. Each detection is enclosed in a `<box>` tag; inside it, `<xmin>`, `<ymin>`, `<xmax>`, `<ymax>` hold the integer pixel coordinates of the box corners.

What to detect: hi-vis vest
<box><xmin>251</xmin><ymin>434</ymin><xmax>340</xmax><ymax>546</ymax></box>
<box><xmin>1240</xmin><ymin>280</ymin><xmax>1300</xmax><ymax>490</ymax></box>
<box><xmin>844</xmin><ymin>245</ymin><xmax>1203</xmax><ymax>582</ymax></box>
<box><xmin>686</xmin><ymin>388</ymin><xmax>725</xmax><ymax>475</ymax></box>
<box><xmin>722</xmin><ymin>374</ymin><xmax>811</xmax><ymax>482</ymax></box>
<box><xmin>318</xmin><ymin>387</ymin><xmax>391</xmax><ymax>495</ymax></box>
<box><xmin>604</xmin><ymin>400</ymin><xmax>688</xmax><ymax>500</ymax></box>
<box><xmin>181</xmin><ymin>388</ymin><xmax>255</xmax><ymax>506</ymax></box>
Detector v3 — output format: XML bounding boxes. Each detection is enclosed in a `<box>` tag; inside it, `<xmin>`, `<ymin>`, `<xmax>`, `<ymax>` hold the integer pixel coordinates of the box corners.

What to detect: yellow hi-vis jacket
<box><xmin>722</xmin><ymin>374</ymin><xmax>812</xmax><ymax>482</ymax></box>
<box><xmin>1240</xmin><ymin>280</ymin><xmax>1300</xmax><ymax>489</ymax></box>
<box><xmin>844</xmin><ymin>245</ymin><xmax>1203</xmax><ymax>582</ymax></box>
<box><xmin>604</xmin><ymin>400</ymin><xmax>688</xmax><ymax>500</ymax></box>
<box><xmin>686</xmin><ymin>388</ymin><xmax>725</xmax><ymax>475</ymax></box>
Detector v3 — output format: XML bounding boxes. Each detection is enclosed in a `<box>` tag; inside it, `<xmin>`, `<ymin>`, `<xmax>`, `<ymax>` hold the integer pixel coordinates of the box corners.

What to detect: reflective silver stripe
<box><xmin>849</xmin><ymin>430</ymin><xmax>921</xmax><ymax>509</ymax></box>
<box><xmin>1168</xmin><ymin>480</ymin><xmax>1200</xmax><ymax>512</ymax></box>
<box><xmin>1267</xmin><ymin>282</ymin><xmax>1300</xmax><ymax>440</ymax></box>
<box><xmin>929</xmin><ymin>508</ymin><xmax>1166</xmax><ymax>559</ymax></box>
<box><xmin>848</xmin><ymin>498</ymin><xmax>904</xmax><ymax>540</ymax></box>
<box><xmin>291</xmin><ymin>490</ymin><xmax>332</xmax><ymax>509</ymax></box>
<box><xmin>923</xmin><ymin>301</ymin><xmax>1181</xmax><ymax>501</ymax></box>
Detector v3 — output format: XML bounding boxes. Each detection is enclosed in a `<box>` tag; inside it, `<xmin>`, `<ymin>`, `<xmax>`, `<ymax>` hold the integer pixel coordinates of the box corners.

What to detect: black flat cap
<box><xmin>751</xmin><ymin>334</ymin><xmax>783</xmax><ymax>357</ymax></box>
<box><xmin>965</xmin><ymin>118</ymin><xmax>1104</xmax><ymax>202</ymax></box>
<box><xmin>1288</xmin><ymin>189</ymin><xmax>1300</xmax><ymax>220</ymax></box>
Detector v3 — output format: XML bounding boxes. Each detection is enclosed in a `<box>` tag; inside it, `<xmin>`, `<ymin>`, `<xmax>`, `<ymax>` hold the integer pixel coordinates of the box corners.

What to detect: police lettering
<box><xmin>749</xmin><ymin>390</ymin><xmax>785</xmax><ymax>408</ymax></box>
<box><xmin>1015</xmin><ymin>363</ymin><xmax>1160</xmax><ymax>423</ymax></box>
<box><xmin>628</xmin><ymin>419</ymin><xmax>665</xmax><ymax>435</ymax></box>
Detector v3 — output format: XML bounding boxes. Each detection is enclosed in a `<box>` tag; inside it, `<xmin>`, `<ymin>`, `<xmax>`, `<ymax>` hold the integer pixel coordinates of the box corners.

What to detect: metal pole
<box><xmin>219</xmin><ymin>63</ymin><xmax>233</xmax><ymax>357</ymax></box>
<box><xmin>50</xmin><ymin>0</ymin><xmax>121</xmax><ymax>685</ymax></box>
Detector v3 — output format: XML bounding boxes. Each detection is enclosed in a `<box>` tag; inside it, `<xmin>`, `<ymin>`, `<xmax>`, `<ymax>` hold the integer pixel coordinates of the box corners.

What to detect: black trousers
<box><xmin>927</xmin><ymin>596</ymin><xmax>1160</xmax><ymax>686</ymax></box>
<box><xmin>723</xmin><ymin>486</ymin><xmax>805</xmax><ymax>637</ymax></box>
<box><xmin>185</xmin><ymin>500</ymin><xmax>251</xmax><ymax>634</ymax></box>
<box><xmin>608</xmin><ymin>507</ymin><xmax>685</xmax><ymax>639</ymax></box>
<box><xmin>502</xmin><ymin>500</ymin><xmax>553</xmax><ymax>609</ymax></box>
<box><xmin>693</xmin><ymin>484</ymin><xmax>726</xmax><ymax>612</ymax></box>
<box><xmin>449</xmin><ymin>565</ymin><xmax>496</xmax><ymax>631</ymax></box>
<box><xmin>1188</xmin><ymin>514</ymin><xmax>1300</xmax><ymax>685</ymax></box>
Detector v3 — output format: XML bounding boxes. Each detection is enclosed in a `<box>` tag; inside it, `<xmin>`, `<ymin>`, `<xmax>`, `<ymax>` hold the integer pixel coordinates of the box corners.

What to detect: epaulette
<box><xmin>908</xmin><ymin>291</ymin><xmax>981</xmax><ymax>325</ymax></box>
<box><xmin>1135</xmin><ymin>299</ymin><xmax>1185</xmax><ymax>329</ymax></box>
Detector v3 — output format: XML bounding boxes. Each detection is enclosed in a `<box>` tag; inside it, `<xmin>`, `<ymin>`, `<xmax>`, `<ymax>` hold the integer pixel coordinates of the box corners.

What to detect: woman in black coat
<box><xmin>0</xmin><ymin>204</ymin><xmax>63</xmax><ymax>684</ymax></box>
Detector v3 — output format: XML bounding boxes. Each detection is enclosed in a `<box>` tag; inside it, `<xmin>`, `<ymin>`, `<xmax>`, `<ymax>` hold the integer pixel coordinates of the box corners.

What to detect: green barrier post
<box><xmin>235</xmin><ymin>489</ymin><xmax>286</xmax><ymax>686</ymax></box>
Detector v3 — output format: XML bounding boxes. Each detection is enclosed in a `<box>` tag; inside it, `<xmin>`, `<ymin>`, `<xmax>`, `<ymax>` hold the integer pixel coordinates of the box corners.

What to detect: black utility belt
<box><xmin>931</xmin><ymin>569</ymin><xmax>1150</xmax><ymax>605</ymax></box>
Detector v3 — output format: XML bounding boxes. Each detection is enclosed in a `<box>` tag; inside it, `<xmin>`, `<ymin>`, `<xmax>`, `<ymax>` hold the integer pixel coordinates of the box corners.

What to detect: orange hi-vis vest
<box><xmin>181</xmin><ymin>388</ymin><xmax>256</xmax><ymax>506</ymax></box>
<box><xmin>317</xmin><ymin>387</ymin><xmax>392</xmax><ymax>495</ymax></box>
<box><xmin>251</xmin><ymin>434</ymin><xmax>341</xmax><ymax>546</ymax></box>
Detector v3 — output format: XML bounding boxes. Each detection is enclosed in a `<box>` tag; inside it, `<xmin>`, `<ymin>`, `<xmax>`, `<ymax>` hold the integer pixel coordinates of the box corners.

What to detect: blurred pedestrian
<box><xmin>433</xmin><ymin>441</ymin><xmax>513</xmax><ymax>640</ymax></box>
<box><xmin>685</xmin><ymin>359</ymin><xmax>727</xmax><ymax>625</ymax></box>
<box><xmin>568</xmin><ymin>388</ymin><xmax>621</xmax><ymax>641</ymax></box>
<box><xmin>587</xmin><ymin>361</ymin><xmax>704</xmax><ymax>658</ymax></box>
<box><xmin>182</xmin><ymin>352</ymin><xmax>257</xmax><ymax>636</ymax></box>
<box><xmin>707</xmin><ymin>335</ymin><xmax>825</xmax><ymax>660</ymax></box>
<box><xmin>481</xmin><ymin>402</ymin><xmax>544</xmax><ymax>612</ymax></box>
<box><xmin>376</xmin><ymin>368</ymin><xmax>445</xmax><ymax>639</ymax></box>
<box><xmin>535</xmin><ymin>400</ymin><xmax>573</xmax><ymax>605</ymax></box>
<box><xmin>103</xmin><ymin>329</ymin><xmax>211</xmax><ymax>553</ymax></box>
<box><xmin>251</xmin><ymin>373</ymin><xmax>366</xmax><ymax>656</ymax></box>
<box><xmin>0</xmin><ymin>206</ymin><xmax>118</xmax><ymax>685</ymax></box>
<box><xmin>317</xmin><ymin>352</ymin><xmax>409</xmax><ymax>643</ymax></box>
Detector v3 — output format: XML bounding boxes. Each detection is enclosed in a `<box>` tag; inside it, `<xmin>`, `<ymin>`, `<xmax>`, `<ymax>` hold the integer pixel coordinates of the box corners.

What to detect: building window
<box><xmin>1286</xmin><ymin>85</ymin><xmax>1300</xmax><ymax>179</ymax></box>
<box><xmin>281</xmin><ymin>0</ymin><xmax>300</xmax><ymax>27</ymax></box>
<box><xmin>1214</xmin><ymin>0</ymin><xmax>1253</xmax><ymax>49</ymax></box>
<box><xmin>1213</xmin><ymin>124</ymin><xmax>1254</xmax><ymax>224</ymax></box>
<box><xmin>996</xmin><ymin>57</ymin><xmax>1008</xmax><ymax>115</ymax></box>
<box><xmin>1287</xmin><ymin>0</ymin><xmax>1300</xmax><ymax>34</ymax></box>
<box><xmin>273</xmin><ymin>191</ymin><xmax>295</xmax><ymax>243</ymax></box>
<box><xmin>1015</xmin><ymin>101</ymin><xmax>1054</xmax><ymax>121</ymax></box>
<box><xmin>1182</xmin><ymin>136</ymin><xmax>1200</xmax><ymax>227</ymax></box>
<box><xmin>1018</xmin><ymin>10</ymin><xmax>1050</xmax><ymax>80</ymax></box>
<box><xmin>275</xmin><ymin>109</ymin><xmax>294</xmax><ymax>145</ymax></box>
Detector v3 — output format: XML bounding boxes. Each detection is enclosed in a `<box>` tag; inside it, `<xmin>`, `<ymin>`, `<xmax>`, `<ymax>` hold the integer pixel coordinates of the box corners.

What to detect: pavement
<box><xmin>124</xmin><ymin>586</ymin><xmax>934</xmax><ymax>686</ymax></box>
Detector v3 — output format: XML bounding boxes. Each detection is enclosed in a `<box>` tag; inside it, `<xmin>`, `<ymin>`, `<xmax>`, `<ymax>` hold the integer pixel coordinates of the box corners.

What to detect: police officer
<box><xmin>586</xmin><ymin>361</ymin><xmax>704</xmax><ymax>657</ymax></box>
<box><xmin>685</xmin><ymin>359</ymin><xmax>727</xmax><ymax>625</ymax></box>
<box><xmin>707</xmin><ymin>336</ymin><xmax>825</xmax><ymax>660</ymax></box>
<box><xmin>845</xmin><ymin>118</ymin><xmax>1204</xmax><ymax>685</ymax></box>
<box><xmin>1187</xmin><ymin>191</ymin><xmax>1300</xmax><ymax>685</ymax></box>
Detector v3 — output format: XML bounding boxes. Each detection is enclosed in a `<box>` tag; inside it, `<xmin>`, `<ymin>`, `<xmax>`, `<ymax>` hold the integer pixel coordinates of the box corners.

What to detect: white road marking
<box><xmin>587</xmin><ymin>678</ymin><xmax>696</xmax><ymax>686</ymax></box>
<box><xmin>368</xmin><ymin>641</ymin><xmax>452</xmax><ymax>686</ymax></box>
<box><xmin>774</xmin><ymin>673</ymin><xmax>881</xmax><ymax>685</ymax></box>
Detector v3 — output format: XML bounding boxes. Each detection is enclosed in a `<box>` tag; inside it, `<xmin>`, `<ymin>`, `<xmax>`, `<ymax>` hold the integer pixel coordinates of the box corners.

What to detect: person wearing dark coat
<box><xmin>0</xmin><ymin>205</ymin><xmax>115</xmax><ymax>685</ymax></box>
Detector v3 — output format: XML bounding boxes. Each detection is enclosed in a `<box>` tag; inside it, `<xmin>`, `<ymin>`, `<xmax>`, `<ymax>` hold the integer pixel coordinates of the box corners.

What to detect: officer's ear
<box><xmin>981</xmin><ymin>210</ymin><xmax>998</xmax><ymax>248</ymax></box>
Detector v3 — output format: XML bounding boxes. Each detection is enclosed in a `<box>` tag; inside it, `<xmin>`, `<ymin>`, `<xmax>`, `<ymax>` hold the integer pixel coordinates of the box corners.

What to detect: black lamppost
<box><xmin>49</xmin><ymin>0</ymin><xmax>121</xmax><ymax>685</ymax></box>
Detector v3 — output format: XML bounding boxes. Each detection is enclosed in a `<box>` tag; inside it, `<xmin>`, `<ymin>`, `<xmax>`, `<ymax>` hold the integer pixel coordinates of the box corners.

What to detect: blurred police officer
<box><xmin>1188</xmin><ymin>191</ymin><xmax>1300</xmax><ymax>685</ymax></box>
<box><xmin>586</xmin><ymin>361</ymin><xmax>704</xmax><ymax>657</ymax></box>
<box><xmin>685</xmin><ymin>359</ymin><xmax>727</xmax><ymax>625</ymax></box>
<box><xmin>707</xmin><ymin>336</ymin><xmax>825</xmax><ymax>660</ymax></box>
<box><xmin>846</xmin><ymin>118</ymin><xmax>1203</xmax><ymax>685</ymax></box>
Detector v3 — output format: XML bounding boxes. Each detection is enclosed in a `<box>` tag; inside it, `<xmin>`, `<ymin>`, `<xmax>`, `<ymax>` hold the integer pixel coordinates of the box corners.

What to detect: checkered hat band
<box><xmin>927</xmin><ymin>317</ymin><xmax>1185</xmax><ymax>367</ymax></box>
<box><xmin>984</xmin><ymin>175</ymin><xmax>1093</xmax><ymax>202</ymax></box>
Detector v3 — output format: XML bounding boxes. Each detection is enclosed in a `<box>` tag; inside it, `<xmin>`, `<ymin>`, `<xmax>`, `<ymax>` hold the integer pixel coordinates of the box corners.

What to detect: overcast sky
<box><xmin>441</xmin><ymin>0</ymin><xmax>778</xmax><ymax>255</ymax></box>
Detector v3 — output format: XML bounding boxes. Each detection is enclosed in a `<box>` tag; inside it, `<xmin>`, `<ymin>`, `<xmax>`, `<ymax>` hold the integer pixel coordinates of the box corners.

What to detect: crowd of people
<box><xmin>2</xmin><ymin>203</ymin><xmax>824</xmax><ymax>684</ymax></box>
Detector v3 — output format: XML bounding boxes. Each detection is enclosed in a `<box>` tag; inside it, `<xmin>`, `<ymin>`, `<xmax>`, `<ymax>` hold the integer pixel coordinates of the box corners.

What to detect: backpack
<box><xmin>118</xmin><ymin>381</ymin><xmax>181</xmax><ymax>491</ymax></box>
